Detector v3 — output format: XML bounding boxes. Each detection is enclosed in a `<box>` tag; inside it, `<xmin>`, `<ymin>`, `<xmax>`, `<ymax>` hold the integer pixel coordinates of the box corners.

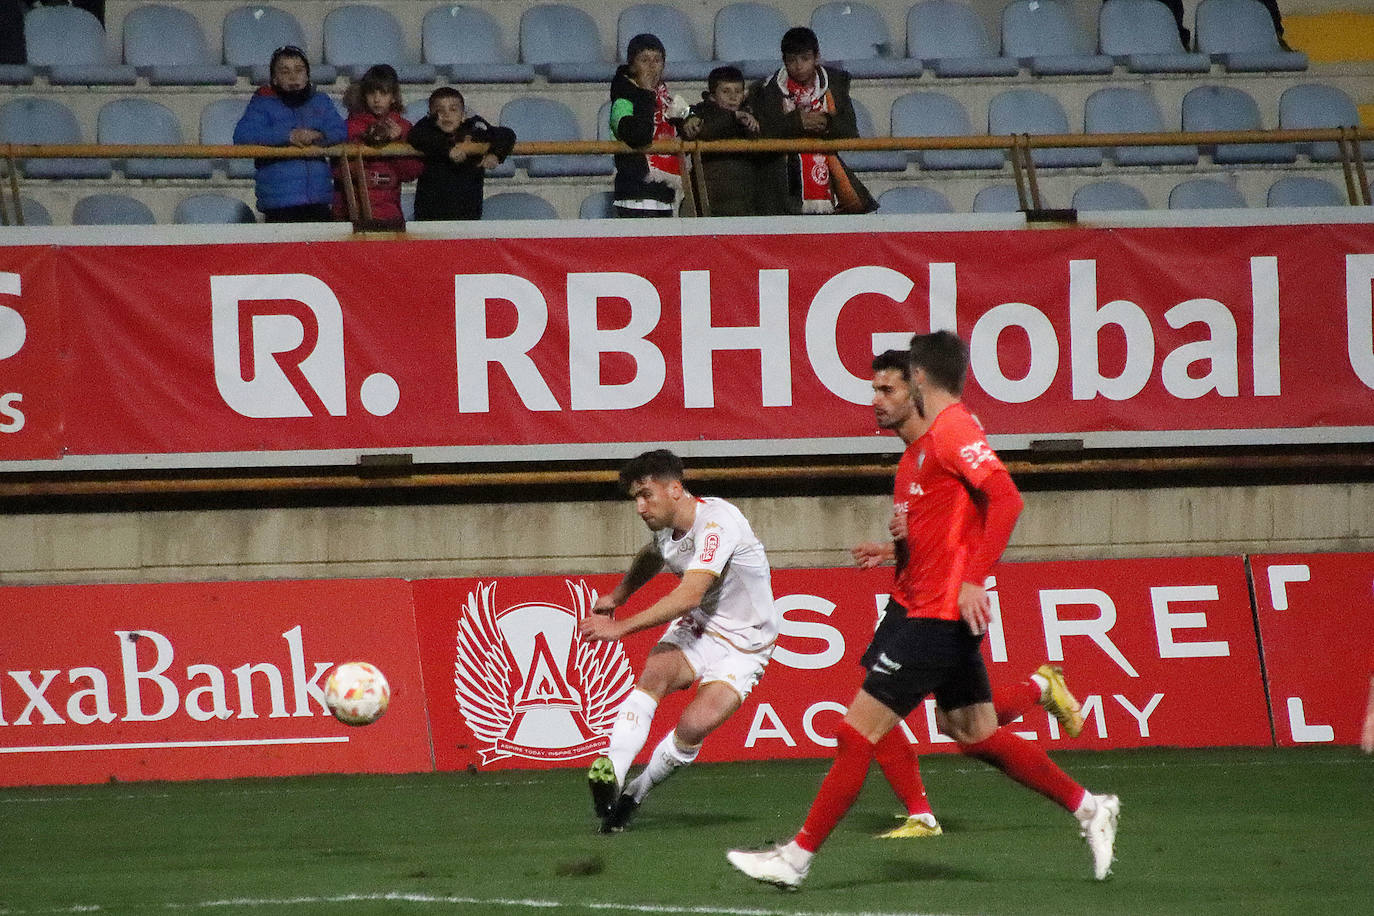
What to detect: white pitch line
<box><xmin>0</xmin><ymin>736</ymin><xmax>350</xmax><ymax>754</ymax></box>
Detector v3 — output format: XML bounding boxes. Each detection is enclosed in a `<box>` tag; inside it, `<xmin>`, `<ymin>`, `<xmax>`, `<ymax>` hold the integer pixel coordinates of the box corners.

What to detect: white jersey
<box><xmin>651</xmin><ymin>496</ymin><xmax>778</xmax><ymax>653</ymax></box>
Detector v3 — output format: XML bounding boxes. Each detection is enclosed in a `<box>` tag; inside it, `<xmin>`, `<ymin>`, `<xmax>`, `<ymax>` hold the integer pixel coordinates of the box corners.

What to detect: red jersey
<box><xmin>891</xmin><ymin>402</ymin><xmax>1021</xmax><ymax>620</ymax></box>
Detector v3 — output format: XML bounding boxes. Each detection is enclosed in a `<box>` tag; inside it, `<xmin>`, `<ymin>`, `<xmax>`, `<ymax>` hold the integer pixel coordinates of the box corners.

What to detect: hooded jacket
<box><xmin>608</xmin><ymin>65</ymin><xmax>676</xmax><ymax>207</ymax></box>
<box><xmin>233</xmin><ymin>85</ymin><xmax>347</xmax><ymax>212</ymax></box>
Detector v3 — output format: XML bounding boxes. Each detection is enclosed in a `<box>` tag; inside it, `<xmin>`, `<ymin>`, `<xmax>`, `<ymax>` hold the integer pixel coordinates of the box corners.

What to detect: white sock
<box><xmin>1073</xmin><ymin>790</ymin><xmax>1096</xmax><ymax>823</ymax></box>
<box><xmin>606</xmin><ymin>689</ymin><xmax>658</xmax><ymax>788</ymax></box>
<box><xmin>781</xmin><ymin>840</ymin><xmax>814</xmax><ymax>870</ymax></box>
<box><xmin>627</xmin><ymin>729</ymin><xmax>699</xmax><ymax>803</ymax></box>
<box><xmin>1030</xmin><ymin>673</ymin><xmax>1049</xmax><ymax>701</ymax></box>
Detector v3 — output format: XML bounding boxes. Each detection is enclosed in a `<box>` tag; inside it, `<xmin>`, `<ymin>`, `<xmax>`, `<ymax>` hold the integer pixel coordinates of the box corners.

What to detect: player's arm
<box><xmin>592</xmin><ymin>542</ymin><xmax>665</xmax><ymax>614</ymax></box>
<box><xmin>958</xmin><ymin>467</ymin><xmax>1023</xmax><ymax>635</ymax></box>
<box><xmin>580</xmin><ymin>570</ymin><xmax>714</xmax><ymax>642</ymax></box>
<box><xmin>1361</xmin><ymin>673</ymin><xmax>1374</xmax><ymax>754</ymax></box>
<box><xmin>852</xmin><ymin>540</ymin><xmax>896</xmax><ymax>569</ymax></box>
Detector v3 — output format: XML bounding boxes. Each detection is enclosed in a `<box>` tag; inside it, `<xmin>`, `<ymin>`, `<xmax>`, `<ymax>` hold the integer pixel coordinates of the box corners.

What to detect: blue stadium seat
<box><xmin>1266</xmin><ymin>176</ymin><xmax>1346</xmax><ymax>207</ymax></box>
<box><xmin>520</xmin><ymin>5</ymin><xmax>616</xmax><ymax>83</ymax></box>
<box><xmin>174</xmin><ymin>194</ymin><xmax>258</xmax><ymax>223</ymax></box>
<box><xmin>1278</xmin><ymin>84</ymin><xmax>1370</xmax><ymax>163</ymax></box>
<box><xmin>98</xmin><ymin>98</ymin><xmax>212</xmax><ymax>179</ymax></box>
<box><xmin>123</xmin><ymin>5</ymin><xmax>237</xmax><ymax>85</ymax></box>
<box><xmin>811</xmin><ymin>2</ymin><xmax>922</xmax><ymax>77</ymax></box>
<box><xmin>482</xmin><ymin>192</ymin><xmax>559</xmax><ymax>220</ymax></box>
<box><xmin>877</xmin><ymin>187</ymin><xmax>954</xmax><ymax>214</ymax></box>
<box><xmin>715</xmin><ymin>3</ymin><xmax>789</xmax><ymax>80</ymax></box>
<box><xmin>0</xmin><ymin>64</ymin><xmax>34</xmax><ymax>85</ymax></box>
<box><xmin>1085</xmin><ymin>87</ymin><xmax>1197</xmax><ymax>166</ymax></box>
<box><xmin>224</xmin><ymin>7</ymin><xmax>338</xmax><ymax>85</ymax></box>
<box><xmin>618</xmin><ymin>5</ymin><xmax>716</xmax><ymax>80</ymax></box>
<box><xmin>2</xmin><ymin>196</ymin><xmax>51</xmax><ymax>226</ymax></box>
<box><xmin>423</xmin><ymin>6</ymin><xmax>535</xmax><ymax>83</ymax></box>
<box><xmin>907</xmin><ymin>0</ymin><xmax>1019</xmax><ymax>77</ymax></box>
<box><xmin>323</xmin><ymin>5</ymin><xmax>437</xmax><ymax>82</ymax></box>
<box><xmin>72</xmin><ymin>194</ymin><xmax>157</xmax><ymax>225</ymax></box>
<box><xmin>988</xmin><ymin>88</ymin><xmax>1102</xmax><ymax>167</ymax></box>
<box><xmin>201</xmin><ymin>98</ymin><xmax>254</xmax><ymax>179</ymax></box>
<box><xmin>1001</xmin><ymin>0</ymin><xmax>1114</xmax><ymax>76</ymax></box>
<box><xmin>1182</xmin><ymin>85</ymin><xmax>1296</xmax><ymax>164</ymax></box>
<box><xmin>580</xmin><ymin>191</ymin><xmax>617</xmax><ymax>219</ymax></box>
<box><xmin>1073</xmin><ymin>180</ymin><xmax>1150</xmax><ymax>210</ymax></box>
<box><xmin>500</xmin><ymin>97</ymin><xmax>611</xmax><ymax>177</ymax></box>
<box><xmin>846</xmin><ymin>99</ymin><xmax>908</xmax><ymax>172</ymax></box>
<box><xmin>1169</xmin><ymin>178</ymin><xmax>1247</xmax><ymax>209</ymax></box>
<box><xmin>1098</xmin><ymin>0</ymin><xmax>1209</xmax><ymax>73</ymax></box>
<box><xmin>0</xmin><ymin>98</ymin><xmax>112</xmax><ymax>179</ymax></box>
<box><xmin>891</xmin><ymin>91</ymin><xmax>1004</xmax><ymax>170</ymax></box>
<box><xmin>24</xmin><ymin>5</ymin><xmax>137</xmax><ymax>85</ymax></box>
<box><xmin>972</xmin><ymin>185</ymin><xmax>1022</xmax><ymax>212</ymax></box>
<box><xmin>1195</xmin><ymin>0</ymin><xmax>1307</xmax><ymax>71</ymax></box>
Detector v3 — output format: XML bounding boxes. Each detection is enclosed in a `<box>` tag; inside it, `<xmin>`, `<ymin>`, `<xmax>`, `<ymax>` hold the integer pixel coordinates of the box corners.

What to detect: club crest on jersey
<box><xmin>700</xmin><ymin>532</ymin><xmax>720</xmax><ymax>562</ymax></box>
<box><xmin>454</xmin><ymin>580</ymin><xmax>634</xmax><ymax>764</ymax></box>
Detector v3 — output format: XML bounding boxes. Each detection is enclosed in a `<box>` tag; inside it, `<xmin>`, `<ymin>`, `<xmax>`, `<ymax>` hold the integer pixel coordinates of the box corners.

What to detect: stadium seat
<box><xmin>715</xmin><ymin>3</ymin><xmax>789</xmax><ymax>80</ymax></box>
<box><xmin>877</xmin><ymin>187</ymin><xmax>954</xmax><ymax>214</ymax></box>
<box><xmin>98</xmin><ymin>98</ymin><xmax>212</xmax><ymax>179</ymax></box>
<box><xmin>1169</xmin><ymin>178</ymin><xmax>1247</xmax><ymax>209</ymax></box>
<box><xmin>618</xmin><ymin>5</ymin><xmax>715</xmax><ymax>80</ymax></box>
<box><xmin>972</xmin><ymin>184</ymin><xmax>1022</xmax><ymax>212</ymax></box>
<box><xmin>1001</xmin><ymin>0</ymin><xmax>1114</xmax><ymax>76</ymax></box>
<box><xmin>1266</xmin><ymin>175</ymin><xmax>1346</xmax><ymax>207</ymax></box>
<box><xmin>1073</xmin><ymin>180</ymin><xmax>1150</xmax><ymax>210</ymax></box>
<box><xmin>482</xmin><ymin>192</ymin><xmax>559</xmax><ymax>220</ymax></box>
<box><xmin>174</xmin><ymin>194</ymin><xmax>258</xmax><ymax>224</ymax></box>
<box><xmin>24</xmin><ymin>5</ymin><xmax>137</xmax><ymax>85</ymax></box>
<box><xmin>0</xmin><ymin>64</ymin><xmax>34</xmax><ymax>85</ymax></box>
<box><xmin>811</xmin><ymin>2</ymin><xmax>922</xmax><ymax>77</ymax></box>
<box><xmin>323</xmin><ymin>5</ymin><xmax>437</xmax><ymax>82</ymax></box>
<box><xmin>1084</xmin><ymin>87</ymin><xmax>1197</xmax><ymax>166</ymax></box>
<box><xmin>520</xmin><ymin>5</ymin><xmax>616</xmax><ymax>83</ymax></box>
<box><xmin>988</xmin><ymin>89</ymin><xmax>1103</xmax><ymax>167</ymax></box>
<box><xmin>846</xmin><ymin>100</ymin><xmax>908</xmax><ymax>173</ymax></box>
<box><xmin>201</xmin><ymin>98</ymin><xmax>254</xmax><ymax>178</ymax></box>
<box><xmin>907</xmin><ymin>0</ymin><xmax>1019</xmax><ymax>77</ymax></box>
<box><xmin>580</xmin><ymin>191</ymin><xmax>617</xmax><ymax>219</ymax></box>
<box><xmin>1278</xmin><ymin>84</ymin><xmax>1370</xmax><ymax>163</ymax></box>
<box><xmin>224</xmin><ymin>7</ymin><xmax>338</xmax><ymax>85</ymax></box>
<box><xmin>500</xmin><ymin>97</ymin><xmax>612</xmax><ymax>177</ymax></box>
<box><xmin>401</xmin><ymin>190</ymin><xmax>416</xmax><ymax>222</ymax></box>
<box><xmin>1195</xmin><ymin>0</ymin><xmax>1308</xmax><ymax>71</ymax></box>
<box><xmin>892</xmin><ymin>91</ymin><xmax>1004</xmax><ymax>170</ymax></box>
<box><xmin>422</xmin><ymin>6</ymin><xmax>535</xmax><ymax>83</ymax></box>
<box><xmin>1098</xmin><ymin>0</ymin><xmax>1210</xmax><ymax>73</ymax></box>
<box><xmin>1182</xmin><ymin>85</ymin><xmax>1297</xmax><ymax>164</ymax></box>
<box><xmin>72</xmin><ymin>194</ymin><xmax>157</xmax><ymax>225</ymax></box>
<box><xmin>1</xmin><ymin>195</ymin><xmax>51</xmax><ymax>227</ymax></box>
<box><xmin>0</xmin><ymin>98</ymin><xmax>112</xmax><ymax>179</ymax></box>
<box><xmin>123</xmin><ymin>5</ymin><xmax>237</xmax><ymax>85</ymax></box>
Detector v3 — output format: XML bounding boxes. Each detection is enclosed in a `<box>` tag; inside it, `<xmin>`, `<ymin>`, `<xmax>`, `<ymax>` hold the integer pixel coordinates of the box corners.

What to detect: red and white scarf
<box><xmin>775</xmin><ymin>66</ymin><xmax>835</xmax><ymax>214</ymax></box>
<box><xmin>647</xmin><ymin>82</ymin><xmax>682</xmax><ymax>192</ymax></box>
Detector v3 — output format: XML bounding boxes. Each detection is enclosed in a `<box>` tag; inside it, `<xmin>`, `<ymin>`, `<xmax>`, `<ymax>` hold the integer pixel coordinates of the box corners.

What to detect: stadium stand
<box><xmin>1182</xmin><ymin>85</ymin><xmax>1298</xmax><ymax>164</ymax></box>
<box><xmin>580</xmin><ymin>190</ymin><xmax>617</xmax><ymax>219</ymax></box>
<box><xmin>1000</xmin><ymin>0</ymin><xmax>1113</xmax><ymax>76</ymax></box>
<box><xmin>173</xmin><ymin>193</ymin><xmax>258</xmax><ymax>223</ymax></box>
<box><xmin>617</xmin><ymin>5</ymin><xmax>717</xmax><ymax>80</ymax></box>
<box><xmin>877</xmin><ymin>186</ymin><xmax>954</xmax><ymax>213</ymax></box>
<box><xmin>892</xmin><ymin>91</ymin><xmax>1005</xmax><ymax>170</ymax></box>
<box><xmin>72</xmin><ymin>193</ymin><xmax>158</xmax><ymax>225</ymax></box>
<box><xmin>907</xmin><ymin>0</ymin><xmax>1019</xmax><ymax>77</ymax></box>
<box><xmin>499</xmin><ymin>96</ymin><xmax>612</xmax><ymax>177</ymax></box>
<box><xmin>483</xmin><ymin>191</ymin><xmax>559</xmax><ymax>219</ymax></box>
<box><xmin>1072</xmin><ymin>179</ymin><xmax>1150</xmax><ymax>210</ymax></box>
<box><xmin>1265</xmin><ymin>174</ymin><xmax>1346</xmax><ymax>207</ymax></box>
<box><xmin>122</xmin><ymin>4</ymin><xmax>238</xmax><ymax>85</ymax></box>
<box><xmin>1097</xmin><ymin>0</ymin><xmax>1210</xmax><ymax>74</ymax></box>
<box><xmin>972</xmin><ymin>184</ymin><xmax>1021</xmax><ymax>212</ymax></box>
<box><xmin>847</xmin><ymin>99</ymin><xmax>909</xmax><ymax>172</ymax></box>
<box><xmin>0</xmin><ymin>97</ymin><xmax>112</xmax><ymax>179</ymax></box>
<box><xmin>1169</xmin><ymin>177</ymin><xmax>1248</xmax><ymax>208</ymax></box>
<box><xmin>2</xmin><ymin>195</ymin><xmax>52</xmax><ymax>226</ymax></box>
<box><xmin>811</xmin><ymin>1</ymin><xmax>923</xmax><ymax>77</ymax></box>
<box><xmin>422</xmin><ymin>5</ymin><xmax>536</xmax><ymax>83</ymax></box>
<box><xmin>224</xmin><ymin>6</ymin><xmax>339</xmax><ymax>86</ymax></box>
<box><xmin>200</xmin><ymin>98</ymin><xmax>254</xmax><ymax>179</ymax></box>
<box><xmin>988</xmin><ymin>87</ymin><xmax>1102</xmax><ymax>167</ymax></box>
<box><xmin>25</xmin><ymin>4</ymin><xmax>137</xmax><ymax>85</ymax></box>
<box><xmin>520</xmin><ymin>4</ymin><xmax>617</xmax><ymax>82</ymax></box>
<box><xmin>1278</xmin><ymin>83</ymin><xmax>1370</xmax><ymax>162</ymax></box>
<box><xmin>323</xmin><ymin>5</ymin><xmax>437</xmax><ymax>82</ymax></box>
<box><xmin>1195</xmin><ymin>0</ymin><xmax>1309</xmax><ymax>72</ymax></box>
<box><xmin>98</xmin><ymin>97</ymin><xmax>213</xmax><ymax>179</ymax></box>
<box><xmin>1085</xmin><ymin>86</ymin><xmax>1198</xmax><ymax>167</ymax></box>
<box><xmin>715</xmin><ymin>3</ymin><xmax>789</xmax><ymax>80</ymax></box>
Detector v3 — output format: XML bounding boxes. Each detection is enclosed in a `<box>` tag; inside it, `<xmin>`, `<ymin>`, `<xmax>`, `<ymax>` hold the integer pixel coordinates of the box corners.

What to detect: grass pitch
<box><xmin>0</xmin><ymin>747</ymin><xmax>1368</xmax><ymax>915</ymax></box>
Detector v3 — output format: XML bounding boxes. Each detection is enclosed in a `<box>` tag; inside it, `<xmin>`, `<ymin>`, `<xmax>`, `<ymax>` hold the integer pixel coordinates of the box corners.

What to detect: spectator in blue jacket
<box><xmin>233</xmin><ymin>45</ymin><xmax>346</xmax><ymax>222</ymax></box>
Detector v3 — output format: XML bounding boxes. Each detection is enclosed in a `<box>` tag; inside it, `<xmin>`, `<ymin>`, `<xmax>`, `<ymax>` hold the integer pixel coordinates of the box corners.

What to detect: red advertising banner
<box><xmin>414</xmin><ymin>556</ymin><xmax>1271</xmax><ymax>773</ymax></box>
<box><xmin>0</xmin><ymin>246</ymin><xmax>62</xmax><ymax>461</ymax></box>
<box><xmin>1250</xmin><ymin>552</ymin><xmax>1374</xmax><ymax>748</ymax></box>
<box><xmin>0</xmin><ymin>579</ymin><xmax>432</xmax><ymax>787</ymax></box>
<box><xmin>0</xmin><ymin>220</ymin><xmax>1368</xmax><ymax>469</ymax></box>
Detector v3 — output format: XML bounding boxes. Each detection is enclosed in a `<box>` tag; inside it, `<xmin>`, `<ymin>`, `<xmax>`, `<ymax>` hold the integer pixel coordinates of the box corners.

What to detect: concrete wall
<box><xmin>2</xmin><ymin>480</ymin><xmax>1368</xmax><ymax>586</ymax></box>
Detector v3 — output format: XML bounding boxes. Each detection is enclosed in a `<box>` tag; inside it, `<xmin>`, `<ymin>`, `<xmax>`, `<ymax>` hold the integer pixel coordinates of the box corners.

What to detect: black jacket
<box><xmin>408</xmin><ymin>114</ymin><xmax>516</xmax><ymax>221</ymax></box>
<box><xmin>608</xmin><ymin>66</ymin><xmax>676</xmax><ymax>206</ymax></box>
<box><xmin>687</xmin><ymin>99</ymin><xmax>771</xmax><ymax>217</ymax></box>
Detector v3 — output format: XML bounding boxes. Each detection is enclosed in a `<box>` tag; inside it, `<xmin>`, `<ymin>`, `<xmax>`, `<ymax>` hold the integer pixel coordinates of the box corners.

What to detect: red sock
<box><xmin>871</xmin><ymin>729</ymin><xmax>932</xmax><ymax>816</ymax></box>
<box><xmin>959</xmin><ymin>727</ymin><xmax>1085</xmax><ymax>812</ymax></box>
<box><xmin>795</xmin><ymin>721</ymin><xmax>875</xmax><ymax>852</ymax></box>
<box><xmin>993</xmin><ymin>678</ymin><xmax>1042</xmax><ymax>726</ymax></box>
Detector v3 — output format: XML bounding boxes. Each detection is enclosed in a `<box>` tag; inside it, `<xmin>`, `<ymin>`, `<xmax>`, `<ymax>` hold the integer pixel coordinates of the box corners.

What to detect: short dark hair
<box><xmin>871</xmin><ymin>349</ymin><xmax>911</xmax><ymax>381</ymax></box>
<box><xmin>428</xmin><ymin>86</ymin><xmax>465</xmax><ymax>112</ymax></box>
<box><xmin>626</xmin><ymin>32</ymin><xmax>666</xmax><ymax>61</ymax></box>
<box><xmin>781</xmin><ymin>26</ymin><xmax>820</xmax><ymax>57</ymax></box>
<box><xmin>347</xmin><ymin>63</ymin><xmax>403</xmax><ymax>113</ymax></box>
<box><xmin>909</xmin><ymin>330</ymin><xmax>969</xmax><ymax>395</ymax></box>
<box><xmin>706</xmin><ymin>65</ymin><xmax>745</xmax><ymax>95</ymax></box>
<box><xmin>618</xmin><ymin>449</ymin><xmax>684</xmax><ymax>492</ymax></box>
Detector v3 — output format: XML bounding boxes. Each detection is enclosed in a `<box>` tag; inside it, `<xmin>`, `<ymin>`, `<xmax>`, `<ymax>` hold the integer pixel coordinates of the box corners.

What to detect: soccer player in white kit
<box><xmin>578</xmin><ymin>449</ymin><xmax>779</xmax><ymax>832</ymax></box>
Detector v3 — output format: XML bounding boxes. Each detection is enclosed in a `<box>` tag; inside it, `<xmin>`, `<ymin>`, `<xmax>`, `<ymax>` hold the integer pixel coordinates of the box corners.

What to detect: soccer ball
<box><xmin>324</xmin><ymin>661</ymin><xmax>390</xmax><ymax>726</ymax></box>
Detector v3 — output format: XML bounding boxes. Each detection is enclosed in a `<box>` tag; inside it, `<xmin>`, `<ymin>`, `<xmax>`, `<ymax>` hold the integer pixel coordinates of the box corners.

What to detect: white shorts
<box><xmin>659</xmin><ymin>616</ymin><xmax>773</xmax><ymax>701</ymax></box>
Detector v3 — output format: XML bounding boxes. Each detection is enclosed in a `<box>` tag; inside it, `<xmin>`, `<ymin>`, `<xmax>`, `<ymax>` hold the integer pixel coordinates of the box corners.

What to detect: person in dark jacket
<box><xmin>680</xmin><ymin>66</ymin><xmax>769</xmax><ymax>217</ymax></box>
<box><xmin>748</xmin><ymin>27</ymin><xmax>876</xmax><ymax>215</ymax></box>
<box><xmin>608</xmin><ymin>33</ymin><xmax>690</xmax><ymax>218</ymax></box>
<box><xmin>232</xmin><ymin>45</ymin><xmax>346</xmax><ymax>222</ymax></box>
<box><xmin>407</xmin><ymin>87</ymin><xmax>516</xmax><ymax>221</ymax></box>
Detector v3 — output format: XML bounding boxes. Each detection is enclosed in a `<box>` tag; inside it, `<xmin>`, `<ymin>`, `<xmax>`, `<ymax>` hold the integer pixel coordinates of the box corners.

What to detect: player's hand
<box><xmin>887</xmin><ymin>509</ymin><xmax>907</xmax><ymax>541</ymax></box>
<box><xmin>958</xmin><ymin>581</ymin><xmax>990</xmax><ymax>636</ymax></box>
<box><xmin>591</xmin><ymin>593</ymin><xmax>619</xmax><ymax>616</ymax></box>
<box><xmin>1361</xmin><ymin>707</ymin><xmax>1374</xmax><ymax>754</ymax></box>
<box><xmin>578</xmin><ymin>613</ymin><xmax>626</xmax><ymax>642</ymax></box>
<box><xmin>851</xmin><ymin>541</ymin><xmax>890</xmax><ymax>569</ymax></box>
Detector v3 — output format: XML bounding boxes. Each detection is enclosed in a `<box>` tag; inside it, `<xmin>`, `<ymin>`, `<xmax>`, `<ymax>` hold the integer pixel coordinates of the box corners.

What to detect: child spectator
<box><xmin>680</xmin><ymin>66</ymin><xmax>767</xmax><ymax>217</ymax></box>
<box><xmin>407</xmin><ymin>87</ymin><xmax>515</xmax><ymax>221</ymax></box>
<box><xmin>608</xmin><ymin>33</ymin><xmax>691</xmax><ymax>218</ymax></box>
<box><xmin>334</xmin><ymin>64</ymin><xmax>422</xmax><ymax>227</ymax></box>
<box><xmin>748</xmin><ymin>27</ymin><xmax>876</xmax><ymax>215</ymax></box>
<box><xmin>233</xmin><ymin>45</ymin><xmax>347</xmax><ymax>222</ymax></box>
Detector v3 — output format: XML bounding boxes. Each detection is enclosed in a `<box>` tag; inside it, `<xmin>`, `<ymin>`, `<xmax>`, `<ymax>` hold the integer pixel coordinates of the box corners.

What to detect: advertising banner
<box><xmin>0</xmin><ymin>579</ymin><xmax>432</xmax><ymax>787</ymax></box>
<box><xmin>0</xmin><ymin>246</ymin><xmax>62</xmax><ymax>461</ymax></box>
<box><xmin>415</xmin><ymin>555</ymin><xmax>1271</xmax><ymax>773</ymax></box>
<box><xmin>1250</xmin><ymin>552</ymin><xmax>1374</xmax><ymax>747</ymax></box>
<box><xmin>0</xmin><ymin>220</ymin><xmax>1368</xmax><ymax>469</ymax></box>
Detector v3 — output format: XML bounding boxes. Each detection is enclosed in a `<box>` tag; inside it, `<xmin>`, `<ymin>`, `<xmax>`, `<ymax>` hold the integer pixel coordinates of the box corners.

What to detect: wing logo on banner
<box><xmin>455</xmin><ymin>580</ymin><xmax>634</xmax><ymax>764</ymax></box>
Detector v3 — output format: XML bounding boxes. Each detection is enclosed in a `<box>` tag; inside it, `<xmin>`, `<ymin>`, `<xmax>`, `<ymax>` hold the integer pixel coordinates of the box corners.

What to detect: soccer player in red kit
<box><xmin>728</xmin><ymin>331</ymin><xmax>1120</xmax><ymax>888</ymax></box>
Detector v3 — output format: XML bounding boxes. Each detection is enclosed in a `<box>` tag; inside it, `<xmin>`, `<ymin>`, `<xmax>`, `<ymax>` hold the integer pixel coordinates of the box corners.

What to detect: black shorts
<box><xmin>860</xmin><ymin>599</ymin><xmax>992</xmax><ymax>718</ymax></box>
